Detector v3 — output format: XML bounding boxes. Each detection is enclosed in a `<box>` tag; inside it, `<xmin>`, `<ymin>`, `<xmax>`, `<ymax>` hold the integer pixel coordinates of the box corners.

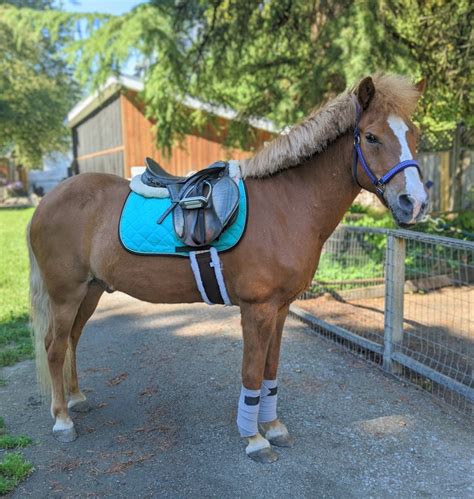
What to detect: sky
<box><xmin>58</xmin><ymin>0</ymin><xmax>141</xmax><ymax>15</ymax></box>
<box><xmin>56</xmin><ymin>1</ymin><xmax>143</xmax><ymax>76</ymax></box>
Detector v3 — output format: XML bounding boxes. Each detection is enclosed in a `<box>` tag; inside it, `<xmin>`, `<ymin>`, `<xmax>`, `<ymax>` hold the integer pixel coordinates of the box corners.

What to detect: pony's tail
<box><xmin>27</xmin><ymin>221</ymin><xmax>72</xmax><ymax>396</ymax></box>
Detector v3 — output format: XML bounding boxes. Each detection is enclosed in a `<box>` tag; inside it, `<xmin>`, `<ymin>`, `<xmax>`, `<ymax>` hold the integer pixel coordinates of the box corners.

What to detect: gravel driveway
<box><xmin>1</xmin><ymin>293</ymin><xmax>472</xmax><ymax>498</ymax></box>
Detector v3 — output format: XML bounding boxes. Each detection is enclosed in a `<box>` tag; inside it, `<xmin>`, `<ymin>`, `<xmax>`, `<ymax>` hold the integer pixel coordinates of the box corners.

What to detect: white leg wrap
<box><xmin>237</xmin><ymin>386</ymin><xmax>261</xmax><ymax>437</ymax></box>
<box><xmin>258</xmin><ymin>379</ymin><xmax>278</xmax><ymax>423</ymax></box>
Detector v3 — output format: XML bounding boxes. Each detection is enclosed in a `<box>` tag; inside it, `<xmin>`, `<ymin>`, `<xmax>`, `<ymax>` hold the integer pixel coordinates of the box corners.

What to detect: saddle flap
<box><xmin>210</xmin><ymin>176</ymin><xmax>239</xmax><ymax>226</ymax></box>
<box><xmin>172</xmin><ymin>174</ymin><xmax>240</xmax><ymax>247</ymax></box>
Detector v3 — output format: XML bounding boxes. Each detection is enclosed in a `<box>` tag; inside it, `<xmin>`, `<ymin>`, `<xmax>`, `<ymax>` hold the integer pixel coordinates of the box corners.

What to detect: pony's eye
<box><xmin>365</xmin><ymin>133</ymin><xmax>378</xmax><ymax>144</ymax></box>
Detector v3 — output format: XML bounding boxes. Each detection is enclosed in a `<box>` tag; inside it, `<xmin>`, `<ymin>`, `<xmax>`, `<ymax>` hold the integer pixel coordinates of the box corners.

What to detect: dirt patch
<box><xmin>296</xmin><ymin>286</ymin><xmax>473</xmax><ymax>385</ymax></box>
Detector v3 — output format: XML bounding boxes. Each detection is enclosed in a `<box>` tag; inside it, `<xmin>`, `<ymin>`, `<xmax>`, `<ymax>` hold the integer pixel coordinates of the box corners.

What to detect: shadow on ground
<box><xmin>1</xmin><ymin>293</ymin><xmax>472</xmax><ymax>498</ymax></box>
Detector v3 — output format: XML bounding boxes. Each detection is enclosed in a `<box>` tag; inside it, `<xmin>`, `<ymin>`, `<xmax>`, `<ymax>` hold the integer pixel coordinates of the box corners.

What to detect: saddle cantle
<box><xmin>141</xmin><ymin>157</ymin><xmax>240</xmax><ymax>248</ymax></box>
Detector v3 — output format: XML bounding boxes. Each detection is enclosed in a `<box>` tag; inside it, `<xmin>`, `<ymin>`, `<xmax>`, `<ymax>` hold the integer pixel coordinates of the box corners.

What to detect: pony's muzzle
<box><xmin>394</xmin><ymin>192</ymin><xmax>428</xmax><ymax>224</ymax></box>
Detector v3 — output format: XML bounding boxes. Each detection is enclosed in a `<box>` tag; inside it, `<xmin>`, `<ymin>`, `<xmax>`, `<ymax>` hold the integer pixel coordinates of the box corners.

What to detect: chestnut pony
<box><xmin>28</xmin><ymin>74</ymin><xmax>428</xmax><ymax>463</ymax></box>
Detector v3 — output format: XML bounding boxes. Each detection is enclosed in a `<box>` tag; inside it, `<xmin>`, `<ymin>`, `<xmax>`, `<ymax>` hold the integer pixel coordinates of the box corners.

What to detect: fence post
<box><xmin>383</xmin><ymin>234</ymin><xmax>406</xmax><ymax>372</ymax></box>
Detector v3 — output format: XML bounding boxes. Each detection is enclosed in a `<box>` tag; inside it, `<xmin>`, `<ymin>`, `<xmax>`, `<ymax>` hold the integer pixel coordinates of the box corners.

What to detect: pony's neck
<box><xmin>241</xmin><ymin>132</ymin><xmax>361</xmax><ymax>296</ymax></box>
<box><xmin>250</xmin><ymin>131</ymin><xmax>360</xmax><ymax>240</ymax></box>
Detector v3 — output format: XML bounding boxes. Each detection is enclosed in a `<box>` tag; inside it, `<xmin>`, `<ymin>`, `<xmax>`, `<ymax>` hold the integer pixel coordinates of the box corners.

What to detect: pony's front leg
<box><xmin>238</xmin><ymin>303</ymin><xmax>279</xmax><ymax>463</ymax></box>
<box><xmin>259</xmin><ymin>305</ymin><xmax>295</xmax><ymax>448</ymax></box>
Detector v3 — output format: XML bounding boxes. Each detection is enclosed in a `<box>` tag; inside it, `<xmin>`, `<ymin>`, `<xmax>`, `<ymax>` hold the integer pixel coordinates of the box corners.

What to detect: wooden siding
<box><xmin>72</xmin><ymin>90</ymin><xmax>272</xmax><ymax>180</ymax></box>
<box><xmin>76</xmin><ymin>97</ymin><xmax>123</xmax><ymax>158</ymax></box>
<box><xmin>77</xmin><ymin>151</ymin><xmax>124</xmax><ymax>176</ymax></box>
<box><xmin>73</xmin><ymin>95</ymin><xmax>125</xmax><ymax>177</ymax></box>
<box><xmin>120</xmin><ymin>93</ymin><xmax>272</xmax><ymax>178</ymax></box>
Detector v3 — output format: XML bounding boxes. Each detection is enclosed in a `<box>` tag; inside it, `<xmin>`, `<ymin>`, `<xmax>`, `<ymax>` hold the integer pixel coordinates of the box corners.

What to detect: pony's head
<box><xmin>353</xmin><ymin>74</ymin><xmax>428</xmax><ymax>226</ymax></box>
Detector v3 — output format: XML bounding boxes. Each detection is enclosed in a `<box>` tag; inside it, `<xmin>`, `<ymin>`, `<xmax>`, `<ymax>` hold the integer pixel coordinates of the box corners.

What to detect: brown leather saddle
<box><xmin>141</xmin><ymin>157</ymin><xmax>240</xmax><ymax>248</ymax></box>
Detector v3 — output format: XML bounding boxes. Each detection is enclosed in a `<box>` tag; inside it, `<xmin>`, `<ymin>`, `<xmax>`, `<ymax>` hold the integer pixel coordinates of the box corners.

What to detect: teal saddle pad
<box><xmin>119</xmin><ymin>179</ymin><xmax>247</xmax><ymax>256</ymax></box>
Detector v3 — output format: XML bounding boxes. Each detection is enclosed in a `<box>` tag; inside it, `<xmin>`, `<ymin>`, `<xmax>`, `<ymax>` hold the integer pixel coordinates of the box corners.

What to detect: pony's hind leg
<box><xmin>259</xmin><ymin>305</ymin><xmax>295</xmax><ymax>448</ymax></box>
<box><xmin>238</xmin><ymin>302</ymin><xmax>279</xmax><ymax>463</ymax></box>
<box><xmin>47</xmin><ymin>288</ymin><xmax>88</xmax><ymax>442</ymax></box>
<box><xmin>68</xmin><ymin>282</ymin><xmax>104</xmax><ymax>413</ymax></box>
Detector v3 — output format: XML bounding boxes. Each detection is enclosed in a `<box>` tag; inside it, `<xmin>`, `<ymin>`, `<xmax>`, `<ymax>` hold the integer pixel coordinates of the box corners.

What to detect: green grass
<box><xmin>0</xmin><ymin>418</ymin><xmax>32</xmax><ymax>450</ymax></box>
<box><xmin>0</xmin><ymin>435</ymin><xmax>33</xmax><ymax>450</ymax></box>
<box><xmin>0</xmin><ymin>417</ymin><xmax>34</xmax><ymax>494</ymax></box>
<box><xmin>0</xmin><ymin>453</ymin><xmax>33</xmax><ymax>495</ymax></box>
<box><xmin>0</xmin><ymin>208</ymin><xmax>35</xmax><ymax>367</ymax></box>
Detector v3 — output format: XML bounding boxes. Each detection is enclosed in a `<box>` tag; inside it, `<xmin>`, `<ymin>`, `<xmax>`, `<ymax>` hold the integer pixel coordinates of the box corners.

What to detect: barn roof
<box><xmin>67</xmin><ymin>75</ymin><xmax>277</xmax><ymax>133</ymax></box>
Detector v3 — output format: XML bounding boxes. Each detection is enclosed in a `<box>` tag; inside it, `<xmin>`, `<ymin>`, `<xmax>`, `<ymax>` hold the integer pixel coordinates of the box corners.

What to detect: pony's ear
<box><xmin>415</xmin><ymin>78</ymin><xmax>427</xmax><ymax>96</ymax></box>
<box><xmin>357</xmin><ymin>76</ymin><xmax>376</xmax><ymax>110</ymax></box>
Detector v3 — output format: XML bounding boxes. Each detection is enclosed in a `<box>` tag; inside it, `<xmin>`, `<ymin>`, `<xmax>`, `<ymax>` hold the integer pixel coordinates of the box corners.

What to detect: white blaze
<box><xmin>387</xmin><ymin>115</ymin><xmax>426</xmax><ymax>221</ymax></box>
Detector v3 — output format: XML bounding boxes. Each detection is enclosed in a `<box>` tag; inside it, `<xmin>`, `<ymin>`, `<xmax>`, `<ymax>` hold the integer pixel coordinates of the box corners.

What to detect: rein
<box><xmin>351</xmin><ymin>97</ymin><xmax>422</xmax><ymax>206</ymax></box>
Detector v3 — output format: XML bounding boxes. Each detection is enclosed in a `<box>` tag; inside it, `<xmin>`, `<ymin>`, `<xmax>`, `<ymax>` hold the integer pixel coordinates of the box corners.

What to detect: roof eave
<box><xmin>67</xmin><ymin>75</ymin><xmax>277</xmax><ymax>134</ymax></box>
<box><xmin>67</xmin><ymin>76</ymin><xmax>144</xmax><ymax>129</ymax></box>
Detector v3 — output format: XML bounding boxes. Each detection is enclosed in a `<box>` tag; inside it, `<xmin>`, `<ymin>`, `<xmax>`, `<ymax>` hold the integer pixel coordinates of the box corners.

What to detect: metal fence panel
<box><xmin>293</xmin><ymin>225</ymin><xmax>474</xmax><ymax>415</ymax></box>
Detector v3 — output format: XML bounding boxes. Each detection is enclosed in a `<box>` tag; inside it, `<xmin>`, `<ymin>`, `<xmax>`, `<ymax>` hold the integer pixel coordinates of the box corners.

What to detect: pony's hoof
<box><xmin>260</xmin><ymin>421</ymin><xmax>294</xmax><ymax>448</ymax></box>
<box><xmin>267</xmin><ymin>433</ymin><xmax>295</xmax><ymax>448</ymax></box>
<box><xmin>247</xmin><ymin>446</ymin><xmax>279</xmax><ymax>464</ymax></box>
<box><xmin>69</xmin><ymin>400</ymin><xmax>91</xmax><ymax>413</ymax></box>
<box><xmin>53</xmin><ymin>426</ymin><xmax>77</xmax><ymax>443</ymax></box>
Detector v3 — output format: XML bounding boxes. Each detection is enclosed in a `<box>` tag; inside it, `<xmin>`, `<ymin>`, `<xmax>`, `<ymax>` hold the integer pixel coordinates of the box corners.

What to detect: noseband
<box><xmin>352</xmin><ymin>98</ymin><xmax>422</xmax><ymax>205</ymax></box>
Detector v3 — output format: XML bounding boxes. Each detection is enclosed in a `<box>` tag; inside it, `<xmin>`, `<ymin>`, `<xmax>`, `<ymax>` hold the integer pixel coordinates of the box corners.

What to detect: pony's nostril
<box><xmin>421</xmin><ymin>201</ymin><xmax>427</xmax><ymax>212</ymax></box>
<box><xmin>398</xmin><ymin>193</ymin><xmax>414</xmax><ymax>213</ymax></box>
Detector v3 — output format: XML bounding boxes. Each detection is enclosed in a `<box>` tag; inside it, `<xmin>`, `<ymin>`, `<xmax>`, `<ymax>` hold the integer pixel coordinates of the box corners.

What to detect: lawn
<box><xmin>0</xmin><ymin>208</ymin><xmax>36</xmax><ymax>493</ymax></box>
<box><xmin>0</xmin><ymin>208</ymin><xmax>35</xmax><ymax>367</ymax></box>
<box><xmin>0</xmin><ymin>417</ymin><xmax>33</xmax><ymax>495</ymax></box>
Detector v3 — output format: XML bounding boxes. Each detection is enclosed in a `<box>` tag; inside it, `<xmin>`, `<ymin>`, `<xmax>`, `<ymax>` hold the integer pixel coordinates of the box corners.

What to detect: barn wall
<box><xmin>74</xmin><ymin>96</ymin><xmax>125</xmax><ymax>176</ymax></box>
<box><xmin>76</xmin><ymin>152</ymin><xmax>124</xmax><ymax>176</ymax></box>
<box><xmin>120</xmin><ymin>93</ymin><xmax>271</xmax><ymax>178</ymax></box>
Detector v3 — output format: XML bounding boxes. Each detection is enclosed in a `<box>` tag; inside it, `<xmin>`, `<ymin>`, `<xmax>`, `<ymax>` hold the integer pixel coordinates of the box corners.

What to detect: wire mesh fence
<box><xmin>292</xmin><ymin>225</ymin><xmax>474</xmax><ymax>415</ymax></box>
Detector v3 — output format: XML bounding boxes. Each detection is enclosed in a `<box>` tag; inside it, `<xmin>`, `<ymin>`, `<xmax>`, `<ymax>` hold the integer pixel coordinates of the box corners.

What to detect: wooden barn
<box><xmin>67</xmin><ymin>75</ymin><xmax>275</xmax><ymax>178</ymax></box>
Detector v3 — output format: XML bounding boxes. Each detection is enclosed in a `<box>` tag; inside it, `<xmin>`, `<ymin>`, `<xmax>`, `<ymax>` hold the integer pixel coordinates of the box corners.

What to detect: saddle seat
<box><xmin>140</xmin><ymin>157</ymin><xmax>240</xmax><ymax>248</ymax></box>
<box><xmin>141</xmin><ymin>157</ymin><xmax>190</xmax><ymax>185</ymax></box>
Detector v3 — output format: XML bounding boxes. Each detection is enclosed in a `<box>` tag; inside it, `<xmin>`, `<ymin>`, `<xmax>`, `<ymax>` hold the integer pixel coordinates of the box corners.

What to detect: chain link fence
<box><xmin>291</xmin><ymin>225</ymin><xmax>474</xmax><ymax>415</ymax></box>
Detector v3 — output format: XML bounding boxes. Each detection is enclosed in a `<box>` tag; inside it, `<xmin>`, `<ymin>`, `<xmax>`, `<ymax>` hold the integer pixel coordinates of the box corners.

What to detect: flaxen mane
<box><xmin>243</xmin><ymin>73</ymin><xmax>421</xmax><ymax>178</ymax></box>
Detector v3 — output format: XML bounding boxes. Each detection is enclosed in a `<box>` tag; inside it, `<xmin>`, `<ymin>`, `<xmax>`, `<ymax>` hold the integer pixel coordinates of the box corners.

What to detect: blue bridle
<box><xmin>352</xmin><ymin>98</ymin><xmax>422</xmax><ymax>204</ymax></box>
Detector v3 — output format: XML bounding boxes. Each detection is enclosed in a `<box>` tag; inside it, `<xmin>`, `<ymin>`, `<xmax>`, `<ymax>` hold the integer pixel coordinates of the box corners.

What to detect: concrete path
<box><xmin>1</xmin><ymin>293</ymin><xmax>472</xmax><ymax>498</ymax></box>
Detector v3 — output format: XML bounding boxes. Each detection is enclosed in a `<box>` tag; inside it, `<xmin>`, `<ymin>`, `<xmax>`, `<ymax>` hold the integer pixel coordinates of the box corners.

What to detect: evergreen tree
<box><xmin>1</xmin><ymin>0</ymin><xmax>470</xmax><ymax>155</ymax></box>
